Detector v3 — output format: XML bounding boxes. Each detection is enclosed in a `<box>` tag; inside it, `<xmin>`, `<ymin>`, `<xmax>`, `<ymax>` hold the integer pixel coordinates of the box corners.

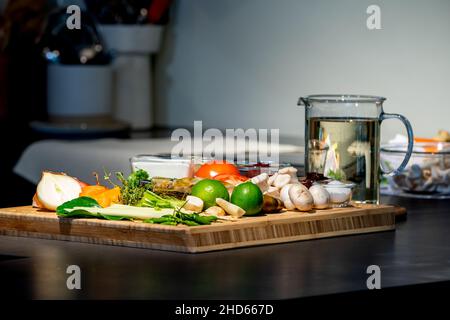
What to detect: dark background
<box><xmin>0</xmin><ymin>0</ymin><xmax>172</xmax><ymax>207</ymax></box>
<box><xmin>0</xmin><ymin>0</ymin><xmax>49</xmax><ymax>207</ymax></box>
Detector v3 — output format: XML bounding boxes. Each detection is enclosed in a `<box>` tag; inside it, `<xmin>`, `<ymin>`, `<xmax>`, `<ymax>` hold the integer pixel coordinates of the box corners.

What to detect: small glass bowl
<box><xmin>317</xmin><ymin>180</ymin><xmax>356</xmax><ymax>208</ymax></box>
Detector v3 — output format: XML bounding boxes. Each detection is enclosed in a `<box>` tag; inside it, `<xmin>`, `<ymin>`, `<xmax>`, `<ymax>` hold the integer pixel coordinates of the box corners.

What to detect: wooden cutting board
<box><xmin>0</xmin><ymin>204</ymin><xmax>396</xmax><ymax>253</ymax></box>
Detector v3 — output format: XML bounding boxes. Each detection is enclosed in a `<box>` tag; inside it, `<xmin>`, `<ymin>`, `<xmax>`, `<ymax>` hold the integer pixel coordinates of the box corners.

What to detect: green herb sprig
<box><xmin>116</xmin><ymin>169</ymin><xmax>151</xmax><ymax>206</ymax></box>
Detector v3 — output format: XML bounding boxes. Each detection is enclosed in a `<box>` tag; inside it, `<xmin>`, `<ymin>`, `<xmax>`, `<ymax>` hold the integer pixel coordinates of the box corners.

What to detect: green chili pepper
<box><xmin>161</xmin><ymin>221</ymin><xmax>177</xmax><ymax>226</ymax></box>
<box><xmin>146</xmin><ymin>215</ymin><xmax>178</xmax><ymax>224</ymax></box>
<box><xmin>203</xmin><ymin>215</ymin><xmax>218</xmax><ymax>223</ymax></box>
<box><xmin>182</xmin><ymin>220</ymin><xmax>200</xmax><ymax>226</ymax></box>
<box><xmin>143</xmin><ymin>211</ymin><xmax>217</xmax><ymax>226</ymax></box>
<box><xmin>190</xmin><ymin>214</ymin><xmax>213</xmax><ymax>225</ymax></box>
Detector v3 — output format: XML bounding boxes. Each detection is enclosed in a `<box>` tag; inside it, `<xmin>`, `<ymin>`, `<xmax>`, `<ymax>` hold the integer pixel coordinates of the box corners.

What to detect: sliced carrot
<box><xmin>413</xmin><ymin>137</ymin><xmax>442</xmax><ymax>152</ymax></box>
<box><xmin>414</xmin><ymin>137</ymin><xmax>437</xmax><ymax>143</ymax></box>
<box><xmin>79</xmin><ymin>185</ymin><xmax>121</xmax><ymax>207</ymax></box>
<box><xmin>213</xmin><ymin>173</ymin><xmax>249</xmax><ymax>184</ymax></box>
<box><xmin>88</xmin><ymin>187</ymin><xmax>121</xmax><ymax>208</ymax></box>
<box><xmin>422</xmin><ymin>145</ymin><xmax>440</xmax><ymax>153</ymax></box>
<box><xmin>80</xmin><ymin>185</ymin><xmax>107</xmax><ymax>197</ymax></box>
<box><xmin>106</xmin><ymin>187</ymin><xmax>121</xmax><ymax>204</ymax></box>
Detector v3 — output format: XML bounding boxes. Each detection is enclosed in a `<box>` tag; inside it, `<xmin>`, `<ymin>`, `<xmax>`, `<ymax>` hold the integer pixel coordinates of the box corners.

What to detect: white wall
<box><xmin>155</xmin><ymin>0</ymin><xmax>450</xmax><ymax>142</ymax></box>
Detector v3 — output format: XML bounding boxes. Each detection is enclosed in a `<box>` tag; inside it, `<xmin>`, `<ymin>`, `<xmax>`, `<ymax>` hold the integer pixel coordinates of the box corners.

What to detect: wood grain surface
<box><xmin>0</xmin><ymin>204</ymin><xmax>397</xmax><ymax>253</ymax></box>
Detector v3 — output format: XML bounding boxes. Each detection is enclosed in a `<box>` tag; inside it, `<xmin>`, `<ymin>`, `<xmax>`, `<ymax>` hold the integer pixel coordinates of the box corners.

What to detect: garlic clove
<box><xmin>216</xmin><ymin>198</ymin><xmax>245</xmax><ymax>217</ymax></box>
<box><xmin>184</xmin><ymin>195</ymin><xmax>204</xmax><ymax>212</ymax></box>
<box><xmin>204</xmin><ymin>205</ymin><xmax>226</xmax><ymax>216</ymax></box>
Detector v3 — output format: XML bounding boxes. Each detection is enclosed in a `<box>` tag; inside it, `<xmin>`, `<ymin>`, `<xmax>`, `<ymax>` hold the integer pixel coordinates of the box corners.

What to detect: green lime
<box><xmin>191</xmin><ymin>179</ymin><xmax>229</xmax><ymax>209</ymax></box>
<box><xmin>231</xmin><ymin>181</ymin><xmax>263</xmax><ymax>216</ymax></box>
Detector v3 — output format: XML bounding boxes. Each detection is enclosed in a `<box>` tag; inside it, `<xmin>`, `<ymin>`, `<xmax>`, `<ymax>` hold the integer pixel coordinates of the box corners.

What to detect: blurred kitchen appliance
<box><xmin>47</xmin><ymin>64</ymin><xmax>112</xmax><ymax>118</ymax></box>
<box><xmin>39</xmin><ymin>7</ymin><xmax>130</xmax><ymax>139</ymax></box>
<box><xmin>41</xmin><ymin>6</ymin><xmax>113</xmax><ymax>121</ymax></box>
<box><xmin>99</xmin><ymin>24</ymin><xmax>163</xmax><ymax>130</ymax></box>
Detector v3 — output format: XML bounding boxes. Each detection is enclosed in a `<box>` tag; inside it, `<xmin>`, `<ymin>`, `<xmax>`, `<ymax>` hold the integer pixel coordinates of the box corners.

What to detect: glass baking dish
<box><xmin>130</xmin><ymin>154</ymin><xmax>195</xmax><ymax>179</ymax></box>
<box><xmin>381</xmin><ymin>142</ymin><xmax>450</xmax><ymax>196</ymax></box>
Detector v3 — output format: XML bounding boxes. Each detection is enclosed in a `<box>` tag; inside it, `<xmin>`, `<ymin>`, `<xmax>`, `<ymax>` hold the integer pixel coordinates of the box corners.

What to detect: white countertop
<box><xmin>14</xmin><ymin>138</ymin><xmax>303</xmax><ymax>184</ymax></box>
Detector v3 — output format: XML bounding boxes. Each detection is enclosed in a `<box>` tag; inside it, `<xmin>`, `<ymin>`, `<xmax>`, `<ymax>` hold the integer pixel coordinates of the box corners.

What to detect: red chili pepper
<box><xmin>213</xmin><ymin>174</ymin><xmax>249</xmax><ymax>184</ymax></box>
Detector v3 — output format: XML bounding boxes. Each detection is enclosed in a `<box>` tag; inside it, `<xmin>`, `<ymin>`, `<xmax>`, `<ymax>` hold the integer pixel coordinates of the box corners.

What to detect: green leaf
<box><xmin>326</xmin><ymin>168</ymin><xmax>346</xmax><ymax>181</ymax></box>
<box><xmin>57</xmin><ymin>208</ymin><xmax>99</xmax><ymax>218</ymax></box>
<box><xmin>56</xmin><ymin>197</ymin><xmax>100</xmax><ymax>215</ymax></box>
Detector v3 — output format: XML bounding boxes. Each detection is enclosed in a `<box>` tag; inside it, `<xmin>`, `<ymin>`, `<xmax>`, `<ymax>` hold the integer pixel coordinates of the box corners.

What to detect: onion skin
<box><xmin>32</xmin><ymin>193</ymin><xmax>45</xmax><ymax>209</ymax></box>
<box><xmin>262</xmin><ymin>195</ymin><xmax>283</xmax><ymax>213</ymax></box>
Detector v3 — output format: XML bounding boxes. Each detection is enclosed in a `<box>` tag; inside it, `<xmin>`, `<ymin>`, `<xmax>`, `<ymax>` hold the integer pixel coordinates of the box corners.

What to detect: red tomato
<box><xmin>195</xmin><ymin>161</ymin><xmax>240</xmax><ymax>178</ymax></box>
<box><xmin>213</xmin><ymin>174</ymin><xmax>249</xmax><ymax>185</ymax></box>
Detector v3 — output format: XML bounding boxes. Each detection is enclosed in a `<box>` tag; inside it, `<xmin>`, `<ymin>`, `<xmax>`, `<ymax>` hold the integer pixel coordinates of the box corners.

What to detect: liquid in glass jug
<box><xmin>299</xmin><ymin>95</ymin><xmax>414</xmax><ymax>204</ymax></box>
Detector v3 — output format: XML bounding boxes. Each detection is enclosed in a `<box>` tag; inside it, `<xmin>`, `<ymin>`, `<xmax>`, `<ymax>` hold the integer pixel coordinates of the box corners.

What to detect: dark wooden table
<box><xmin>0</xmin><ymin>195</ymin><xmax>449</xmax><ymax>299</ymax></box>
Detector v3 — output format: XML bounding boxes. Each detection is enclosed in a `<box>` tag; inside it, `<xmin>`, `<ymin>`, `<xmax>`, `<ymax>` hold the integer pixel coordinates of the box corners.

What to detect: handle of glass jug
<box><xmin>380</xmin><ymin>112</ymin><xmax>414</xmax><ymax>175</ymax></box>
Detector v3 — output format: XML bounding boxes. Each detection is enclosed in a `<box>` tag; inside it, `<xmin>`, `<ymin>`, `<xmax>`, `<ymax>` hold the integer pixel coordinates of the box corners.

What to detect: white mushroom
<box><xmin>279</xmin><ymin>166</ymin><xmax>299</xmax><ymax>183</ymax></box>
<box><xmin>288</xmin><ymin>184</ymin><xmax>314</xmax><ymax>211</ymax></box>
<box><xmin>274</xmin><ymin>174</ymin><xmax>292</xmax><ymax>188</ymax></box>
<box><xmin>280</xmin><ymin>184</ymin><xmax>296</xmax><ymax>210</ymax></box>
<box><xmin>308</xmin><ymin>185</ymin><xmax>330</xmax><ymax>209</ymax></box>
<box><xmin>265</xmin><ymin>186</ymin><xmax>281</xmax><ymax>200</ymax></box>
<box><xmin>268</xmin><ymin>173</ymin><xmax>278</xmax><ymax>186</ymax></box>
<box><xmin>250</xmin><ymin>173</ymin><xmax>269</xmax><ymax>193</ymax></box>
<box><xmin>204</xmin><ymin>205</ymin><xmax>225</xmax><ymax>216</ymax></box>
<box><xmin>216</xmin><ymin>198</ymin><xmax>245</xmax><ymax>217</ymax></box>
<box><xmin>184</xmin><ymin>195</ymin><xmax>204</xmax><ymax>212</ymax></box>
